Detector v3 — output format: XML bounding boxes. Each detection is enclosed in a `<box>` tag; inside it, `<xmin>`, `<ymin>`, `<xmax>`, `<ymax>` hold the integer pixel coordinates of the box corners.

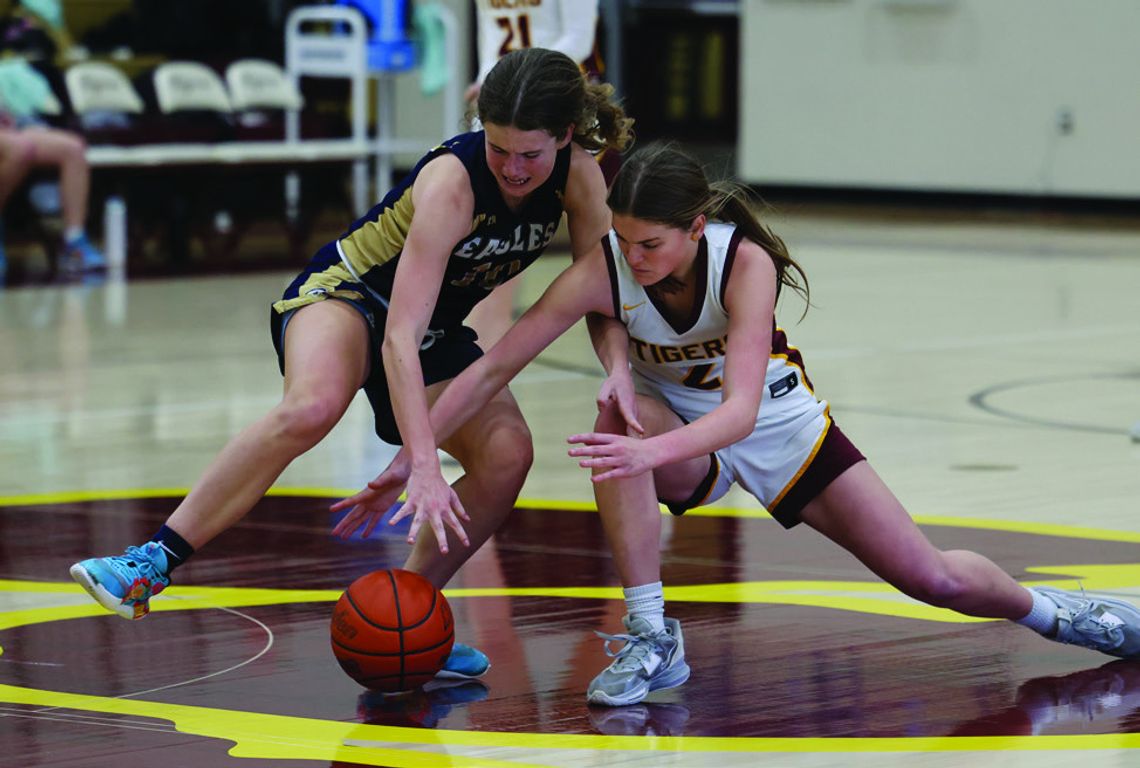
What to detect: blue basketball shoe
<box><xmin>587</xmin><ymin>616</ymin><xmax>690</xmax><ymax>706</ymax></box>
<box><xmin>64</xmin><ymin>233</ymin><xmax>106</xmax><ymax>272</ymax></box>
<box><xmin>70</xmin><ymin>542</ymin><xmax>171</xmax><ymax>620</ymax></box>
<box><xmin>436</xmin><ymin>642</ymin><xmax>490</xmax><ymax>680</ymax></box>
<box><xmin>1032</xmin><ymin>586</ymin><xmax>1140</xmax><ymax>658</ymax></box>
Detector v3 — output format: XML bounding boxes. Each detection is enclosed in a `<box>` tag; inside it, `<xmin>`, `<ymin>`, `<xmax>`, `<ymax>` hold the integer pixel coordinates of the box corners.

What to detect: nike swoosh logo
<box><xmin>622</xmin><ymin>301</ymin><xmax>646</xmax><ymax>311</ymax></box>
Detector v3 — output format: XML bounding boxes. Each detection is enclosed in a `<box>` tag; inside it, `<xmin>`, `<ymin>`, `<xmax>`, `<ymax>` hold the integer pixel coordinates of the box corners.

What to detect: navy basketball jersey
<box><xmin>336</xmin><ymin>131</ymin><xmax>570</xmax><ymax>331</ymax></box>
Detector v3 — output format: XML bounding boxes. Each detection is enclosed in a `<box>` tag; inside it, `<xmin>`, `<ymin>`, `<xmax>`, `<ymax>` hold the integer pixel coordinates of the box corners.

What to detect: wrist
<box><xmin>409</xmin><ymin>449</ymin><xmax>441</xmax><ymax>472</ymax></box>
<box><xmin>646</xmin><ymin>433</ymin><xmax>675</xmax><ymax>468</ymax></box>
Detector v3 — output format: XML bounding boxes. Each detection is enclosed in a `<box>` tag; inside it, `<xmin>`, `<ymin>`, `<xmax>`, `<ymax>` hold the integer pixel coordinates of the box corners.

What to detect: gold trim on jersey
<box><xmin>339</xmin><ymin>186</ymin><xmax>416</xmax><ymax>272</ymax></box>
<box><xmin>271</xmin><ymin>263</ymin><xmax>363</xmax><ymax>314</ymax></box>
<box><xmin>768</xmin><ymin>407</ymin><xmax>832</xmax><ymax>510</ymax></box>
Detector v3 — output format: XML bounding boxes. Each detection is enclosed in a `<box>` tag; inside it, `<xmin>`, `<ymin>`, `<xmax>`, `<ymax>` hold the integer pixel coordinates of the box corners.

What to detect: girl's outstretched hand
<box><xmin>389</xmin><ymin>466</ymin><xmax>470</xmax><ymax>554</ymax></box>
<box><xmin>331</xmin><ymin>449</ymin><xmax>470</xmax><ymax>553</ymax></box>
<box><xmin>331</xmin><ymin>450</ymin><xmax>412</xmax><ymax>539</ymax></box>
<box><xmin>567</xmin><ymin>431</ymin><xmax>659</xmax><ymax>482</ymax></box>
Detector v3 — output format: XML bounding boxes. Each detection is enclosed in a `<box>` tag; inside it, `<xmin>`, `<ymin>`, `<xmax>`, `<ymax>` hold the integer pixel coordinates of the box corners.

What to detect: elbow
<box><xmin>380</xmin><ymin>327</ymin><xmax>420</xmax><ymax>364</ymax></box>
<box><xmin>479</xmin><ymin>356</ymin><xmax>514</xmax><ymax>392</ymax></box>
<box><xmin>730</xmin><ymin>422</ymin><xmax>754</xmax><ymax>445</ymax></box>
<box><xmin>727</xmin><ymin>400</ymin><xmax>761</xmax><ymax>444</ymax></box>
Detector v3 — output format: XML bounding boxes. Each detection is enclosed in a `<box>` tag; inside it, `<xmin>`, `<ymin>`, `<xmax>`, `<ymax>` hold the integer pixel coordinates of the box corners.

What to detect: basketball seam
<box><xmin>387</xmin><ymin>569</ymin><xmax>406</xmax><ymax>691</ymax></box>
<box><xmin>334</xmin><ymin>569</ymin><xmax>454</xmax><ymax>691</ymax></box>
<box><xmin>343</xmin><ymin>578</ymin><xmax>437</xmax><ymax>631</ymax></box>
<box><xmin>329</xmin><ymin>634</ymin><xmax>454</xmax><ymax>656</ymax></box>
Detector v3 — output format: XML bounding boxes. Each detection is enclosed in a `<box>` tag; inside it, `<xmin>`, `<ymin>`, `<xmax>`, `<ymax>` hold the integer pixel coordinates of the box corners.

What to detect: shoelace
<box><xmin>595</xmin><ymin>629</ymin><xmax>665</xmax><ymax>673</ymax></box>
<box><xmin>1069</xmin><ymin>604</ymin><xmax>1125</xmax><ymax>643</ymax></box>
<box><xmin>116</xmin><ymin>544</ymin><xmax>166</xmax><ymax>583</ymax></box>
<box><xmin>1057</xmin><ymin>588</ymin><xmax>1127</xmax><ymax>652</ymax></box>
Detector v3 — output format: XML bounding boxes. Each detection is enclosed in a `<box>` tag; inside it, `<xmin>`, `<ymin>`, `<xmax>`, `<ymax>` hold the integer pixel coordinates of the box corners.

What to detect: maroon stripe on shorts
<box><xmin>663</xmin><ymin>454</ymin><xmax>719</xmax><ymax>517</ymax></box>
<box><xmin>769</xmin><ymin>420</ymin><xmax>865</xmax><ymax>529</ymax></box>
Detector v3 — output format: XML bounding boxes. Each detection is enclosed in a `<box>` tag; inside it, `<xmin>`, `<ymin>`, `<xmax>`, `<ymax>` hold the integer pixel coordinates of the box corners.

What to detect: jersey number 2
<box><xmin>496</xmin><ymin>15</ymin><xmax>532</xmax><ymax>57</ymax></box>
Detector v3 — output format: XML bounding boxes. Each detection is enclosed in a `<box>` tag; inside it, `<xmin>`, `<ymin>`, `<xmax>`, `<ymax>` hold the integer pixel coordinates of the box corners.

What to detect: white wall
<box><xmin>391</xmin><ymin>0</ymin><xmax>471</xmax><ymax>168</ymax></box>
<box><xmin>739</xmin><ymin>0</ymin><xmax>1140</xmax><ymax>197</ymax></box>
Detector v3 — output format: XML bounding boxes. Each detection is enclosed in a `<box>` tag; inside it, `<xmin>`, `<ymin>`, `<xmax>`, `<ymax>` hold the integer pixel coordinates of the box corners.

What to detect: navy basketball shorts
<box><xmin>270</xmin><ymin>242</ymin><xmax>483</xmax><ymax>445</ymax></box>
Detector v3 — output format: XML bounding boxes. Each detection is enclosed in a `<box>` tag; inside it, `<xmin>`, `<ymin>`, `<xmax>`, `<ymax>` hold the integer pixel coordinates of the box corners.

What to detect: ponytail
<box><xmin>608</xmin><ymin>143</ymin><xmax>809</xmax><ymax>311</ymax></box>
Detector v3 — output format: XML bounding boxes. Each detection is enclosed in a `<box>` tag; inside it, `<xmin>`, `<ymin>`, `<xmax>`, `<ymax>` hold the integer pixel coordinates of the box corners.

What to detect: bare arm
<box><xmin>569</xmin><ymin>240</ymin><xmax>776</xmax><ymax>480</ymax></box>
<box><xmin>563</xmin><ymin>144</ymin><xmax>642</xmax><ymax>431</ymax></box>
<box><xmin>437</xmin><ymin>250</ymin><xmax>616</xmax><ymax>442</ymax></box>
<box><xmin>378</xmin><ymin>154</ymin><xmax>476</xmax><ymax>550</ymax></box>
<box><xmin>649</xmin><ymin>241</ymin><xmax>774</xmax><ymax>461</ymax></box>
<box><xmin>332</xmin><ymin>248</ymin><xmax>616</xmax><ymax>534</ymax></box>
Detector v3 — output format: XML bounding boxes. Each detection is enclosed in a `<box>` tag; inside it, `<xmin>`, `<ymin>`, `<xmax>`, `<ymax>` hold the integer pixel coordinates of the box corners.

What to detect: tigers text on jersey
<box><xmin>336</xmin><ymin>131</ymin><xmax>570</xmax><ymax>331</ymax></box>
<box><xmin>601</xmin><ymin>221</ymin><xmax>833</xmax><ymax>512</ymax></box>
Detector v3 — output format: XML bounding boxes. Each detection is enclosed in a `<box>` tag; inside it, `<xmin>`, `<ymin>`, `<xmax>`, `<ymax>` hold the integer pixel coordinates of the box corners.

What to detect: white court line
<box><xmin>0</xmin><ymin>706</ymin><xmax>178</xmax><ymax>733</ymax></box>
<box><xmin>117</xmin><ymin>604</ymin><xmax>276</xmax><ymax>701</ymax></box>
<box><xmin>18</xmin><ymin>603</ymin><xmax>275</xmax><ymax>718</ymax></box>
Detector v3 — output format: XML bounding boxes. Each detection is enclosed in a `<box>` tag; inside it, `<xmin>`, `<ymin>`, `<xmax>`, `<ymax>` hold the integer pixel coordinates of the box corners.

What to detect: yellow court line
<box><xmin>2</xmin><ymin>682</ymin><xmax>1140</xmax><ymax>757</ymax></box>
<box><xmin>3</xmin><ymin>487</ymin><xmax>1140</xmax><ymax>543</ymax></box>
<box><xmin>5</xmin><ymin>482</ymin><xmax>1140</xmax><ymax>757</ymax></box>
<box><xmin>6</xmin><ymin>561</ymin><xmax>1140</xmax><ymax>635</ymax></box>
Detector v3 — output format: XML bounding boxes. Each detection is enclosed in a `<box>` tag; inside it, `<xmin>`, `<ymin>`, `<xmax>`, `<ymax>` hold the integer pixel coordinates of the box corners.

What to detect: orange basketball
<box><xmin>330</xmin><ymin>568</ymin><xmax>455</xmax><ymax>692</ymax></box>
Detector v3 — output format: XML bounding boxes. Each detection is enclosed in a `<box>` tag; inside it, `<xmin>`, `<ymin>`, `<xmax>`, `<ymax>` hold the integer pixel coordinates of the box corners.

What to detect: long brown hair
<box><xmin>477</xmin><ymin>48</ymin><xmax>633</xmax><ymax>154</ymax></box>
<box><xmin>607</xmin><ymin>143</ymin><xmax>809</xmax><ymax>310</ymax></box>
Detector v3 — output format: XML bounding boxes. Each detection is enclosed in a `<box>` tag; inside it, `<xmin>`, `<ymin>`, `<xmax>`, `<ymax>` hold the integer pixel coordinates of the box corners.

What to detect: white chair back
<box><xmin>225</xmin><ymin>59</ymin><xmax>303</xmax><ymax>111</ymax></box>
<box><xmin>153</xmin><ymin>62</ymin><xmax>232</xmax><ymax>113</ymax></box>
<box><xmin>64</xmin><ymin>62</ymin><xmax>144</xmax><ymax>114</ymax></box>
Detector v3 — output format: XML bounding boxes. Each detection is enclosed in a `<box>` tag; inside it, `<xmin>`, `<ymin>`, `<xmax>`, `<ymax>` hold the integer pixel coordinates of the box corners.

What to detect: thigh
<box><xmin>361</xmin><ymin>327</ymin><xmax>485</xmax><ymax>444</ymax></box>
<box><xmin>18</xmin><ymin>125</ymin><xmax>83</xmax><ymax>165</ymax></box>
<box><xmin>281</xmin><ymin>299</ymin><xmax>371</xmax><ymax>404</ymax></box>
<box><xmin>635</xmin><ymin>395</ymin><xmax>715</xmax><ymax>505</ymax></box>
<box><xmin>431</xmin><ymin>380</ymin><xmax>529</xmax><ymax>469</ymax></box>
<box><xmin>799</xmin><ymin>461</ymin><xmax>945</xmax><ymax>586</ymax></box>
<box><xmin>0</xmin><ymin>129</ymin><xmax>33</xmax><ymax>166</ymax></box>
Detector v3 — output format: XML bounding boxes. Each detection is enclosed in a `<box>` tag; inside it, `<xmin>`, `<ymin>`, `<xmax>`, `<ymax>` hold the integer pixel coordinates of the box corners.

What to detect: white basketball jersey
<box><xmin>473</xmin><ymin>0</ymin><xmax>599</xmax><ymax>83</ymax></box>
<box><xmin>603</xmin><ymin>221</ymin><xmax>835</xmax><ymax>512</ymax></box>
<box><xmin>604</xmin><ymin>223</ymin><xmax>770</xmax><ymax>413</ymax></box>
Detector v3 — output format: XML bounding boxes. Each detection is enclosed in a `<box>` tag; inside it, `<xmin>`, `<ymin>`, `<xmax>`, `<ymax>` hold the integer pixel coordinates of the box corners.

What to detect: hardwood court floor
<box><xmin>2</xmin><ymin>207</ymin><xmax>1139</xmax><ymax>767</ymax></box>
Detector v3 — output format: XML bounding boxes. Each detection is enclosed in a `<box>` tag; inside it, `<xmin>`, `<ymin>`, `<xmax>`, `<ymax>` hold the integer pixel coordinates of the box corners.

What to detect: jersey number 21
<box><xmin>496</xmin><ymin>15</ymin><xmax>532</xmax><ymax>56</ymax></box>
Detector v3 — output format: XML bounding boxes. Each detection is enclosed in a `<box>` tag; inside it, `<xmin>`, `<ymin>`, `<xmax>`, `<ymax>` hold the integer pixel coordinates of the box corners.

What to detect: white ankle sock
<box><xmin>624</xmin><ymin>581</ymin><xmax>665</xmax><ymax>633</ymax></box>
<box><xmin>64</xmin><ymin>226</ymin><xmax>85</xmax><ymax>244</ymax></box>
<box><xmin>1015</xmin><ymin>589</ymin><xmax>1059</xmax><ymax>635</ymax></box>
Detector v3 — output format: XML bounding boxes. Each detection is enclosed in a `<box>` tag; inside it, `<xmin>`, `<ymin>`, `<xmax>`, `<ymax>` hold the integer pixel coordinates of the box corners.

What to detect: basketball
<box><xmin>330</xmin><ymin>568</ymin><xmax>455</xmax><ymax>692</ymax></box>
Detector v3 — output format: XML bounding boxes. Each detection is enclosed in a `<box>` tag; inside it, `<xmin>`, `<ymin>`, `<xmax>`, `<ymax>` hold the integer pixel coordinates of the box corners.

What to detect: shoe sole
<box><xmin>434</xmin><ymin>662</ymin><xmax>491</xmax><ymax>681</ymax></box>
<box><xmin>587</xmin><ymin>661</ymin><xmax>692</xmax><ymax>707</ymax></box>
<box><xmin>69</xmin><ymin>563</ymin><xmax>142</xmax><ymax>620</ymax></box>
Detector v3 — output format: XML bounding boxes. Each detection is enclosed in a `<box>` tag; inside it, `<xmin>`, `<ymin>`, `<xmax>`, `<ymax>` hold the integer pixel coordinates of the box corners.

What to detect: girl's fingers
<box><xmin>430</xmin><ymin>517</ymin><xmax>449</xmax><ymax>554</ymax></box>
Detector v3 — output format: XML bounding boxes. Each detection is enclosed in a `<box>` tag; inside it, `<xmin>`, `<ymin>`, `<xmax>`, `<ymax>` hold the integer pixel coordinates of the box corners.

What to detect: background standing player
<box><xmin>466</xmin><ymin>0</ymin><xmax>615</xmax><ymax>347</ymax></box>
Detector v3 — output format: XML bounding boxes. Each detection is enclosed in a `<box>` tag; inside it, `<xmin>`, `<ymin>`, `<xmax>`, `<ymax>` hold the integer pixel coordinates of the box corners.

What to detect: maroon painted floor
<box><xmin>3</xmin><ymin>495</ymin><xmax>1140</xmax><ymax>767</ymax></box>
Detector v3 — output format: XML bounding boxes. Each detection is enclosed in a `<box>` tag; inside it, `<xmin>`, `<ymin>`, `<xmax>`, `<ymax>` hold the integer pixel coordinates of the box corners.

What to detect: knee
<box><xmin>593</xmin><ymin>398</ymin><xmax>629</xmax><ymax>434</ymax></box>
<box><xmin>271</xmin><ymin>394</ymin><xmax>344</xmax><ymax>447</ymax></box>
<box><xmin>62</xmin><ymin>133</ymin><xmax>88</xmax><ymax>163</ymax></box>
<box><xmin>464</xmin><ymin>420</ymin><xmax>533</xmax><ymax>490</ymax></box>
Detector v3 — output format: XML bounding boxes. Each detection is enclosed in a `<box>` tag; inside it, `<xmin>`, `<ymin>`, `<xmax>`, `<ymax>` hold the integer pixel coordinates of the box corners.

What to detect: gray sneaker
<box><xmin>586</xmin><ymin>616</ymin><xmax>690</xmax><ymax>707</ymax></box>
<box><xmin>1031</xmin><ymin>586</ymin><xmax>1140</xmax><ymax>658</ymax></box>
